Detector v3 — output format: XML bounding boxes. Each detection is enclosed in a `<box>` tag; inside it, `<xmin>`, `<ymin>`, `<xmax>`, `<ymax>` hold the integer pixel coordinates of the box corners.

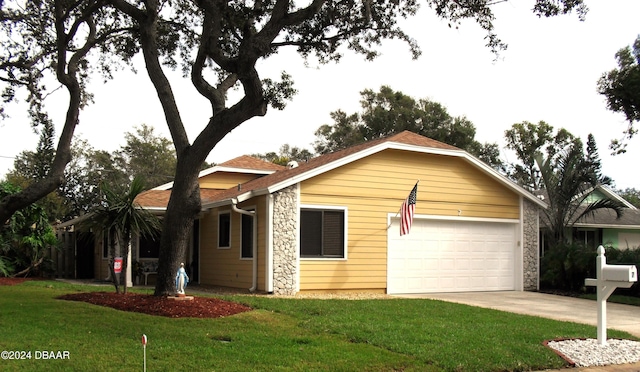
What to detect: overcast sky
<box><xmin>1</xmin><ymin>1</ymin><xmax>639</xmax><ymax>189</ymax></box>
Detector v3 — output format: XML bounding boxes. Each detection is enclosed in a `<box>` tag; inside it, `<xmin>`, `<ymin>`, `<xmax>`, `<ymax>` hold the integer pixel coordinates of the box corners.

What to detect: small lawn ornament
<box><xmin>175</xmin><ymin>262</ymin><xmax>189</xmax><ymax>296</ymax></box>
<box><xmin>585</xmin><ymin>245</ymin><xmax>637</xmax><ymax>345</ymax></box>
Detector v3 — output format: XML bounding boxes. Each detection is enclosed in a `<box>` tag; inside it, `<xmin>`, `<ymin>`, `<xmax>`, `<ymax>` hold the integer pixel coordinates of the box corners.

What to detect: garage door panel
<box><xmin>388</xmin><ymin>219</ymin><xmax>517</xmax><ymax>294</ymax></box>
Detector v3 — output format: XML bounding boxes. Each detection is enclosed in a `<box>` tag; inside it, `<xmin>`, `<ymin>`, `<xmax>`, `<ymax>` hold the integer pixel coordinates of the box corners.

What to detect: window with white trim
<box><xmin>300</xmin><ymin>208</ymin><xmax>345</xmax><ymax>258</ymax></box>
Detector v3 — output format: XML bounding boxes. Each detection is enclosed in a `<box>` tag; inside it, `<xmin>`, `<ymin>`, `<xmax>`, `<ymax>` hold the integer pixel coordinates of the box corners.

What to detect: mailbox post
<box><xmin>584</xmin><ymin>245</ymin><xmax>637</xmax><ymax>345</ymax></box>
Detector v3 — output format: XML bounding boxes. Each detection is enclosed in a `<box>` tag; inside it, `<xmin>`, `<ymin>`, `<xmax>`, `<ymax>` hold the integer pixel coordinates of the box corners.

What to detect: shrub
<box><xmin>541</xmin><ymin>242</ymin><xmax>597</xmax><ymax>291</ymax></box>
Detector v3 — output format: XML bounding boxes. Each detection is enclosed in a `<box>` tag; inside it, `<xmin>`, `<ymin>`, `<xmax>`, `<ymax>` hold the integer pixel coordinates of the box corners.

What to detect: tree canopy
<box><xmin>252</xmin><ymin>144</ymin><xmax>314</xmax><ymax>166</ymax></box>
<box><xmin>0</xmin><ymin>0</ymin><xmax>589</xmax><ymax>295</ymax></box>
<box><xmin>537</xmin><ymin>139</ymin><xmax>624</xmax><ymax>290</ymax></box>
<box><xmin>504</xmin><ymin>121</ymin><xmax>580</xmax><ymax>190</ymax></box>
<box><xmin>314</xmin><ymin>86</ymin><xmax>504</xmax><ymax>169</ymax></box>
<box><xmin>5</xmin><ymin>124</ymin><xmax>176</xmax><ymax>221</ymax></box>
<box><xmin>597</xmin><ymin>35</ymin><xmax>640</xmax><ymax>154</ymax></box>
<box><xmin>0</xmin><ymin>0</ymin><xmax>132</xmax><ymax>224</ymax></box>
<box><xmin>0</xmin><ymin>182</ymin><xmax>58</xmax><ymax>277</ymax></box>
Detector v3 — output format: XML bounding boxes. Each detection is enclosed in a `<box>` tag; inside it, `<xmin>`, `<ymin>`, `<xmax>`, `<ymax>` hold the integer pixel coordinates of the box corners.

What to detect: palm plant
<box><xmin>83</xmin><ymin>177</ymin><xmax>161</xmax><ymax>293</ymax></box>
<box><xmin>537</xmin><ymin>142</ymin><xmax>625</xmax><ymax>290</ymax></box>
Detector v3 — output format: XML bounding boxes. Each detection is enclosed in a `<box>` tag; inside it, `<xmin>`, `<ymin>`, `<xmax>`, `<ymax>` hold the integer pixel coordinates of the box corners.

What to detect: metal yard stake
<box><xmin>142</xmin><ymin>334</ymin><xmax>147</xmax><ymax>372</ymax></box>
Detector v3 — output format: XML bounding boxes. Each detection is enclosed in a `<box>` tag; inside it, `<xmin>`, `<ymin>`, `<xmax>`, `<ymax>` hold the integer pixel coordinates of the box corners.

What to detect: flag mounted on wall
<box><xmin>400</xmin><ymin>182</ymin><xmax>418</xmax><ymax>236</ymax></box>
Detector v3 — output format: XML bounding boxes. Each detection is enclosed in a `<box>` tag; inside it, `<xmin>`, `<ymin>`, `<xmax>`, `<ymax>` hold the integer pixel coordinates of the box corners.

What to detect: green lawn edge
<box><xmin>1</xmin><ymin>280</ymin><xmax>635</xmax><ymax>372</ymax></box>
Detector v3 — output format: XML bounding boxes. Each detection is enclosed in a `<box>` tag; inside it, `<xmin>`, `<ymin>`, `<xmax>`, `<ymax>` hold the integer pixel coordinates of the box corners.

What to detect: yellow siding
<box><xmin>92</xmin><ymin>232</ymin><xmax>111</xmax><ymax>281</ymax></box>
<box><xmin>199</xmin><ymin>172</ymin><xmax>261</xmax><ymax>189</ymax></box>
<box><xmin>299</xmin><ymin>149</ymin><xmax>520</xmax><ymax>291</ymax></box>
<box><xmin>199</xmin><ymin>196</ymin><xmax>267</xmax><ymax>291</ymax></box>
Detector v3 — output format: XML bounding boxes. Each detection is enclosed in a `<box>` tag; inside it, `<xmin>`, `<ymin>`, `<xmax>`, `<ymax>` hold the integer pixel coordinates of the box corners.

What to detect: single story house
<box><xmin>571</xmin><ymin>185</ymin><xmax>640</xmax><ymax>250</ymax></box>
<box><xmin>125</xmin><ymin>131</ymin><xmax>545</xmax><ymax>295</ymax></box>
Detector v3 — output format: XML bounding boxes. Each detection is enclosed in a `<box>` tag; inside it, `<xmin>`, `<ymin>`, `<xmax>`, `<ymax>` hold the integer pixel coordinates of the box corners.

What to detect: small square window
<box><xmin>300</xmin><ymin>209</ymin><xmax>345</xmax><ymax>258</ymax></box>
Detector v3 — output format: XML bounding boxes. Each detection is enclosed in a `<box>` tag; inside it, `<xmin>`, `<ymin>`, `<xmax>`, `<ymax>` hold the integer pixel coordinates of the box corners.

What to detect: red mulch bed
<box><xmin>0</xmin><ymin>278</ymin><xmax>252</xmax><ymax>318</ymax></box>
<box><xmin>0</xmin><ymin>277</ymin><xmax>30</xmax><ymax>286</ymax></box>
<box><xmin>57</xmin><ymin>292</ymin><xmax>252</xmax><ymax>318</ymax></box>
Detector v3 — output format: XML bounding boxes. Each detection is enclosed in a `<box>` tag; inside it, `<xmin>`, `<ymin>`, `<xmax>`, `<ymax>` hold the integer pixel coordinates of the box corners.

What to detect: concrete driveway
<box><xmin>395</xmin><ymin>291</ymin><xmax>640</xmax><ymax>338</ymax></box>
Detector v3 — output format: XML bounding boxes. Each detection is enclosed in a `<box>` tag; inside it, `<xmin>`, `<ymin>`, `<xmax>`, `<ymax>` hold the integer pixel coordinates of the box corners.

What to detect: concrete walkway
<box><xmin>396</xmin><ymin>291</ymin><xmax>640</xmax><ymax>372</ymax></box>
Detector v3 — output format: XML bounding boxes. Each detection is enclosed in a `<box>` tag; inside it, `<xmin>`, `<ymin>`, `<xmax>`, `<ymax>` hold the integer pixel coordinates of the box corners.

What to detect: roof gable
<box><xmin>153</xmin><ymin>155</ymin><xmax>285</xmax><ymax>191</ymax></box>
<box><xmin>589</xmin><ymin>185</ymin><xmax>637</xmax><ymax>210</ymax></box>
<box><xmin>218</xmin><ymin>155</ymin><xmax>286</xmax><ymax>171</ymax></box>
<box><xmin>202</xmin><ymin>131</ymin><xmax>545</xmax><ymax>209</ymax></box>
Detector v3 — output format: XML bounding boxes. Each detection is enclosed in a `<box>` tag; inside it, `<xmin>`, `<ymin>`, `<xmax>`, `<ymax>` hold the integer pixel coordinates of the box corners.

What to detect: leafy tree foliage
<box><xmin>61</xmin><ymin>140</ymin><xmax>129</xmax><ymax>219</ymax></box>
<box><xmin>616</xmin><ymin>187</ymin><xmax>640</xmax><ymax>208</ymax></box>
<box><xmin>597</xmin><ymin>36</ymin><xmax>640</xmax><ymax>154</ymax></box>
<box><xmin>113</xmin><ymin>124</ymin><xmax>177</xmax><ymax>188</ymax></box>
<box><xmin>504</xmin><ymin>121</ymin><xmax>581</xmax><ymax>190</ymax></box>
<box><xmin>6</xmin><ymin>122</ymin><xmax>68</xmax><ymax>221</ymax></box>
<box><xmin>313</xmin><ymin>86</ymin><xmax>504</xmax><ymax>169</ymax></box>
<box><xmin>6</xmin><ymin>125</ymin><xmax>175</xmax><ymax>221</ymax></box>
<box><xmin>537</xmin><ymin>141</ymin><xmax>625</xmax><ymax>291</ymax></box>
<box><xmin>537</xmin><ymin>141</ymin><xmax>623</xmax><ymax>248</ymax></box>
<box><xmin>0</xmin><ymin>0</ymin><xmax>588</xmax><ymax>295</ymax></box>
<box><xmin>585</xmin><ymin>133</ymin><xmax>612</xmax><ymax>186</ymax></box>
<box><xmin>0</xmin><ymin>182</ymin><xmax>58</xmax><ymax>277</ymax></box>
<box><xmin>252</xmin><ymin>144</ymin><xmax>313</xmax><ymax>166</ymax></box>
<box><xmin>0</xmin><ymin>0</ymin><xmax>131</xmax><ymax>225</ymax></box>
<box><xmin>80</xmin><ymin>177</ymin><xmax>161</xmax><ymax>293</ymax></box>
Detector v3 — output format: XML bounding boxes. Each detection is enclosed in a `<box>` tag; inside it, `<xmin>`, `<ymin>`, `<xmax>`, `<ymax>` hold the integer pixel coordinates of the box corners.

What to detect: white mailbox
<box><xmin>584</xmin><ymin>245</ymin><xmax>639</xmax><ymax>345</ymax></box>
<box><xmin>602</xmin><ymin>264</ymin><xmax>638</xmax><ymax>282</ymax></box>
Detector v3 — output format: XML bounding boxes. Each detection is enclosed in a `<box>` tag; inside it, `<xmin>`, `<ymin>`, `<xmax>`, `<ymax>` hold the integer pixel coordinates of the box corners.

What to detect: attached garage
<box><xmin>387</xmin><ymin>217</ymin><xmax>520</xmax><ymax>294</ymax></box>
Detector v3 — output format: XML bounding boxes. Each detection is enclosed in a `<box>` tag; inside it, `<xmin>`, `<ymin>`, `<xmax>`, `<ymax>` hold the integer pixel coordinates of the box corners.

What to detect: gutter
<box><xmin>231</xmin><ymin>198</ymin><xmax>258</xmax><ymax>293</ymax></box>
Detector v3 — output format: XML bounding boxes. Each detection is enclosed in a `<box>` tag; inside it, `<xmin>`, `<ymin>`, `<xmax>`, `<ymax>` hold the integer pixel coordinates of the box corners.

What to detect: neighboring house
<box><xmin>571</xmin><ymin>185</ymin><xmax>640</xmax><ymax>250</ymax></box>
<box><xmin>71</xmin><ymin>131</ymin><xmax>547</xmax><ymax>294</ymax></box>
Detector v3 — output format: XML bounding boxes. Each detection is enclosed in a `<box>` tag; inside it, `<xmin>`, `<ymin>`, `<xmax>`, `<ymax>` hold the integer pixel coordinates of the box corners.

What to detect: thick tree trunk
<box><xmin>153</xmin><ymin>160</ymin><xmax>202</xmax><ymax>296</ymax></box>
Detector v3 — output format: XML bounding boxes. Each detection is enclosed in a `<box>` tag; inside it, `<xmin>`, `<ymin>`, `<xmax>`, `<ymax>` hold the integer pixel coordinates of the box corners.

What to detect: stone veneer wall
<box><xmin>522</xmin><ymin>198</ymin><xmax>540</xmax><ymax>291</ymax></box>
<box><xmin>272</xmin><ymin>184</ymin><xmax>298</xmax><ymax>295</ymax></box>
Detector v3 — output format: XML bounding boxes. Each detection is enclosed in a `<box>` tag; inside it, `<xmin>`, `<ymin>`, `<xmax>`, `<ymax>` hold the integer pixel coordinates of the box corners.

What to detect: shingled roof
<box><xmin>136</xmin><ymin>131</ymin><xmax>545</xmax><ymax>211</ymax></box>
<box><xmin>217</xmin><ymin>155</ymin><xmax>286</xmax><ymax>172</ymax></box>
<box><xmin>135</xmin><ymin>189</ymin><xmax>227</xmax><ymax>209</ymax></box>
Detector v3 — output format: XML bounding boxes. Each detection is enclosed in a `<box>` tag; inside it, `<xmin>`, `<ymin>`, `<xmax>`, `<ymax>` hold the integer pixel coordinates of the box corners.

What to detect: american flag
<box><xmin>400</xmin><ymin>182</ymin><xmax>418</xmax><ymax>236</ymax></box>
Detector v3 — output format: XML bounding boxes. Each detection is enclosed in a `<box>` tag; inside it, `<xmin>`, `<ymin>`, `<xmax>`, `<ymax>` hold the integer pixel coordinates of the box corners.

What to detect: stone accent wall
<box><xmin>272</xmin><ymin>184</ymin><xmax>298</xmax><ymax>295</ymax></box>
<box><xmin>522</xmin><ymin>198</ymin><xmax>540</xmax><ymax>291</ymax></box>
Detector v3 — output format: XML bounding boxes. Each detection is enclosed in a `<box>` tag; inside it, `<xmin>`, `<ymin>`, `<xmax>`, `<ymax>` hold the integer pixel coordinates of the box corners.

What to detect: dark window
<box><xmin>139</xmin><ymin>235</ymin><xmax>160</xmax><ymax>259</ymax></box>
<box><xmin>300</xmin><ymin>209</ymin><xmax>345</xmax><ymax>258</ymax></box>
<box><xmin>241</xmin><ymin>213</ymin><xmax>254</xmax><ymax>258</ymax></box>
<box><xmin>575</xmin><ymin>229</ymin><xmax>598</xmax><ymax>249</ymax></box>
<box><xmin>218</xmin><ymin>212</ymin><xmax>230</xmax><ymax>248</ymax></box>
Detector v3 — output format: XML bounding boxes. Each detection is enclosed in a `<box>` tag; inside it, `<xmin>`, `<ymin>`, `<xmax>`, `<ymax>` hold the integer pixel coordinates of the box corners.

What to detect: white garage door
<box><xmin>387</xmin><ymin>218</ymin><xmax>518</xmax><ymax>294</ymax></box>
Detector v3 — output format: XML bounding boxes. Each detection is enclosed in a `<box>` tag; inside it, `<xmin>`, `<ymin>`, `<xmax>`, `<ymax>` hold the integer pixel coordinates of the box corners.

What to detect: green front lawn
<box><xmin>0</xmin><ymin>280</ymin><xmax>634</xmax><ymax>372</ymax></box>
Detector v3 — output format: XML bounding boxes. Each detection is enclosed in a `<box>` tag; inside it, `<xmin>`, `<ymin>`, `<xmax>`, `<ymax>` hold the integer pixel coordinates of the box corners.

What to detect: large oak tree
<box><xmin>0</xmin><ymin>0</ymin><xmax>588</xmax><ymax>295</ymax></box>
<box><xmin>0</xmin><ymin>0</ymin><xmax>132</xmax><ymax>224</ymax></box>
<box><xmin>597</xmin><ymin>36</ymin><xmax>640</xmax><ymax>154</ymax></box>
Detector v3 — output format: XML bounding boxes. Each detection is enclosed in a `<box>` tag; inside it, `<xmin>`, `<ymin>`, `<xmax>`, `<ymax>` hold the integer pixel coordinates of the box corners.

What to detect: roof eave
<box><xmin>597</xmin><ymin>185</ymin><xmax>638</xmax><ymax>210</ymax></box>
<box><xmin>264</xmin><ymin>141</ymin><xmax>547</xmax><ymax>208</ymax></box>
<box><xmin>153</xmin><ymin>166</ymin><xmax>279</xmax><ymax>191</ymax></box>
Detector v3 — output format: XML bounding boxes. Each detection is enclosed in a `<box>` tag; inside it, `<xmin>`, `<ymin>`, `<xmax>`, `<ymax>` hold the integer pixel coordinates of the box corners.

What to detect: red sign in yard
<box><xmin>114</xmin><ymin>257</ymin><xmax>123</xmax><ymax>274</ymax></box>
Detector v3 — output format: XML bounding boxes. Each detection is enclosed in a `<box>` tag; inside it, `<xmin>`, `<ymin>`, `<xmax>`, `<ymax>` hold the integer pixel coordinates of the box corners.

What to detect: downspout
<box><xmin>266</xmin><ymin>194</ymin><xmax>274</xmax><ymax>293</ymax></box>
<box><xmin>232</xmin><ymin>198</ymin><xmax>257</xmax><ymax>292</ymax></box>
